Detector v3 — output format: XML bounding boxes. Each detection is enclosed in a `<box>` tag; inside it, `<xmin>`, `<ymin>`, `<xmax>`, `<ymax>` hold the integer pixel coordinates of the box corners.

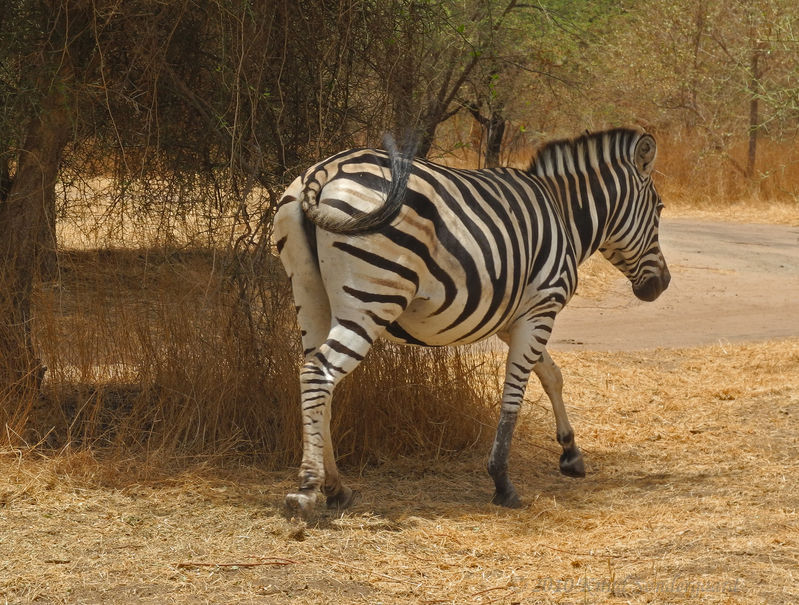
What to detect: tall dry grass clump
<box><xmin>646</xmin><ymin>129</ymin><xmax>799</xmax><ymax>211</ymax></box>
<box><xmin>17</xmin><ymin>237</ymin><xmax>497</xmax><ymax>469</ymax></box>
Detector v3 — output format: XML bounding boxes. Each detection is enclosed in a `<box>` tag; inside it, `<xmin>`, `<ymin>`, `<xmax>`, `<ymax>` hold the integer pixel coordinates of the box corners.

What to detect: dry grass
<box><xmin>12</xmin><ymin>247</ymin><xmax>497</xmax><ymax>469</ymax></box>
<box><xmin>662</xmin><ymin>200</ymin><xmax>799</xmax><ymax>226</ymax></box>
<box><xmin>647</xmin><ymin>132</ymin><xmax>799</xmax><ymax>226</ymax></box>
<box><xmin>656</xmin><ymin>134</ymin><xmax>799</xmax><ymax>209</ymax></box>
<box><xmin>1</xmin><ymin>339</ymin><xmax>797</xmax><ymax>604</ymax></box>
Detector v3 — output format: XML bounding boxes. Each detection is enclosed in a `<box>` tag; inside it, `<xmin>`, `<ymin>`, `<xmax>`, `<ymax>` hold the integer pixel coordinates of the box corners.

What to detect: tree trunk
<box><xmin>466</xmin><ymin>103</ymin><xmax>506</xmax><ymax>168</ymax></box>
<box><xmin>746</xmin><ymin>48</ymin><xmax>760</xmax><ymax>179</ymax></box>
<box><xmin>484</xmin><ymin>111</ymin><xmax>506</xmax><ymax>169</ymax></box>
<box><xmin>0</xmin><ymin>85</ymin><xmax>70</xmax><ymax>400</ymax></box>
<box><xmin>416</xmin><ymin>120</ymin><xmax>437</xmax><ymax>158</ymax></box>
<box><xmin>744</xmin><ymin>1</ymin><xmax>767</xmax><ymax>182</ymax></box>
<box><xmin>36</xmin><ymin>175</ymin><xmax>59</xmax><ymax>282</ymax></box>
<box><xmin>0</xmin><ymin>157</ymin><xmax>11</xmax><ymax>203</ymax></box>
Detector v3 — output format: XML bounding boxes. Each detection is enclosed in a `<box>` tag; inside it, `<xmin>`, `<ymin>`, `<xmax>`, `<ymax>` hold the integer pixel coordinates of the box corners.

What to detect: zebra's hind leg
<box><xmin>321</xmin><ymin>398</ymin><xmax>356</xmax><ymax>511</ymax></box>
<box><xmin>534</xmin><ymin>349</ymin><xmax>585</xmax><ymax>478</ymax></box>
<box><xmin>284</xmin><ymin>320</ymin><xmax>378</xmax><ymax>518</ymax></box>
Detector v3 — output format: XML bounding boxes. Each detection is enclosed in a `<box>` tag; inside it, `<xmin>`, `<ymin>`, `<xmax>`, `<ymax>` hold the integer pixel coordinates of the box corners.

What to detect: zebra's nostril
<box><xmin>633</xmin><ymin>272</ymin><xmax>668</xmax><ymax>302</ymax></box>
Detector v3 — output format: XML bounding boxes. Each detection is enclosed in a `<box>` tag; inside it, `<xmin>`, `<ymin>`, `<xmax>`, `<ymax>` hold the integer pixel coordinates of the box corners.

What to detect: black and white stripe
<box><xmin>275</xmin><ymin>128</ymin><xmax>670</xmax><ymax>516</ymax></box>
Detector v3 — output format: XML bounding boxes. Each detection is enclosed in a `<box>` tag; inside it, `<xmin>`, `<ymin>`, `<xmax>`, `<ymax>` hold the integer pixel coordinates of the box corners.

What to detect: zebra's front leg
<box><xmin>487</xmin><ymin>323</ymin><xmax>545</xmax><ymax>508</ymax></box>
<box><xmin>534</xmin><ymin>349</ymin><xmax>585</xmax><ymax>478</ymax></box>
<box><xmin>488</xmin><ymin>406</ymin><xmax>523</xmax><ymax>508</ymax></box>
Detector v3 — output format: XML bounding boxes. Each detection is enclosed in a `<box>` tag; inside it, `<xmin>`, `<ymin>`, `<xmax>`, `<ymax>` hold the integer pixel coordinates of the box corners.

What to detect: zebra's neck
<box><xmin>528</xmin><ymin>129</ymin><xmax>639</xmax><ymax>265</ymax></box>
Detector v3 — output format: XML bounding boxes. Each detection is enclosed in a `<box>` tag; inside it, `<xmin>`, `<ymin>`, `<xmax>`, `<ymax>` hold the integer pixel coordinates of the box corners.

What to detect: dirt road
<box><xmin>549</xmin><ymin>218</ymin><xmax>799</xmax><ymax>351</ymax></box>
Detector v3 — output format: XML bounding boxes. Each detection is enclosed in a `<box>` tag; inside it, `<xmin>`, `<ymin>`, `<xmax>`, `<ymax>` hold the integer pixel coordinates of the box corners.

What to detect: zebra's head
<box><xmin>599</xmin><ymin>133</ymin><xmax>671</xmax><ymax>302</ymax></box>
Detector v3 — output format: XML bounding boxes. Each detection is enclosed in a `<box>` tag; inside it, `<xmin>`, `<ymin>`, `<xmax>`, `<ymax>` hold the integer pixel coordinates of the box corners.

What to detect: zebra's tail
<box><xmin>300</xmin><ymin>133</ymin><xmax>416</xmax><ymax>236</ymax></box>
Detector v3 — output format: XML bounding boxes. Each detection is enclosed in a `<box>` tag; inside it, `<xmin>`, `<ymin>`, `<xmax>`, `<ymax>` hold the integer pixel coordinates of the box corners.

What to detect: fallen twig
<box><xmin>176</xmin><ymin>557</ymin><xmax>298</xmax><ymax>569</ymax></box>
<box><xmin>542</xmin><ymin>544</ymin><xmax>623</xmax><ymax>558</ymax></box>
<box><xmin>470</xmin><ymin>585</ymin><xmax>511</xmax><ymax>598</ymax></box>
<box><xmin>324</xmin><ymin>556</ymin><xmax>419</xmax><ymax>586</ymax></box>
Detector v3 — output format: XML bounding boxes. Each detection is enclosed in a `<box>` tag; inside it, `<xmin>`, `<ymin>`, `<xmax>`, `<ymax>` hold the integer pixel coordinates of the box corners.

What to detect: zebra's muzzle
<box><xmin>632</xmin><ymin>264</ymin><xmax>671</xmax><ymax>302</ymax></box>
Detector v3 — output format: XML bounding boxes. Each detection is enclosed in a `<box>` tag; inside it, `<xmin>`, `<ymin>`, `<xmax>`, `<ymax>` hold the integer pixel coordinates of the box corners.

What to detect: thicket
<box><xmin>0</xmin><ymin>0</ymin><xmax>797</xmax><ymax>465</ymax></box>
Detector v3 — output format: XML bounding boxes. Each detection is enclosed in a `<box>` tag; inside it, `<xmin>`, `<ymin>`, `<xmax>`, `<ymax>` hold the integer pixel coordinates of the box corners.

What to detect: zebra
<box><xmin>273</xmin><ymin>127</ymin><xmax>670</xmax><ymax>517</ymax></box>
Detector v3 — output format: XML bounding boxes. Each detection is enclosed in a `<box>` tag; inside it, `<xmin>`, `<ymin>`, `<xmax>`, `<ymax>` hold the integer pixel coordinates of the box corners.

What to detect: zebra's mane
<box><xmin>527</xmin><ymin>127</ymin><xmax>644</xmax><ymax>175</ymax></box>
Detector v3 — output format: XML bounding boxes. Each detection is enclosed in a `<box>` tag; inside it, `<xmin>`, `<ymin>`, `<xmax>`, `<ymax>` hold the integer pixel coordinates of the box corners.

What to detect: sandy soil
<box><xmin>550</xmin><ymin>218</ymin><xmax>799</xmax><ymax>351</ymax></box>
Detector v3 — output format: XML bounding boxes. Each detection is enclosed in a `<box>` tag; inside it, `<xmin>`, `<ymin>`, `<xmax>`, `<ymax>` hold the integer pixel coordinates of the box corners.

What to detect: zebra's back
<box><xmin>278</xmin><ymin>149</ymin><xmax>576</xmax><ymax>347</ymax></box>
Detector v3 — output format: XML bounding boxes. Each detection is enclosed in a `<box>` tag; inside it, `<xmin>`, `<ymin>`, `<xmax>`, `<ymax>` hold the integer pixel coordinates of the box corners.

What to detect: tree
<box><xmin>458</xmin><ymin>0</ymin><xmax>626</xmax><ymax>166</ymax></box>
<box><xmin>591</xmin><ymin>0</ymin><xmax>799</xmax><ymax>180</ymax></box>
<box><xmin>1</xmin><ymin>0</ymin><xmax>498</xmax><ymax>401</ymax></box>
<box><xmin>0</xmin><ymin>0</ymin><xmax>366</xmax><ymax>398</ymax></box>
<box><xmin>0</xmin><ymin>1</ymin><xmax>73</xmax><ymax>397</ymax></box>
<box><xmin>368</xmin><ymin>0</ymin><xmax>521</xmax><ymax>157</ymax></box>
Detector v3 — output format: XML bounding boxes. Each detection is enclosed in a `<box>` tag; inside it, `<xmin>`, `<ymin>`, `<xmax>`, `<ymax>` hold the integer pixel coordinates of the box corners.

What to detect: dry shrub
<box><xmin>332</xmin><ymin>342</ymin><xmax>499</xmax><ymax>466</ymax></box>
<box><xmin>648</xmin><ymin>129</ymin><xmax>799</xmax><ymax>209</ymax></box>
<box><xmin>22</xmin><ymin>246</ymin><xmax>497</xmax><ymax>469</ymax></box>
<box><xmin>0</xmin><ymin>366</ymin><xmax>38</xmax><ymax>447</ymax></box>
<box><xmin>30</xmin><ymin>248</ymin><xmax>301</xmax><ymax>463</ymax></box>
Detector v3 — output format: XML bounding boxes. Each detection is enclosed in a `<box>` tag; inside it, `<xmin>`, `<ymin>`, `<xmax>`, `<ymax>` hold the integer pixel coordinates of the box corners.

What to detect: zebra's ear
<box><xmin>634</xmin><ymin>134</ymin><xmax>657</xmax><ymax>176</ymax></box>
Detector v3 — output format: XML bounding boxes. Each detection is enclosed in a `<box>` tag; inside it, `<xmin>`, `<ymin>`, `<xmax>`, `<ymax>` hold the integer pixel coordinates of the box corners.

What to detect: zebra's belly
<box><xmin>381</xmin><ymin>295</ymin><xmax>516</xmax><ymax>347</ymax></box>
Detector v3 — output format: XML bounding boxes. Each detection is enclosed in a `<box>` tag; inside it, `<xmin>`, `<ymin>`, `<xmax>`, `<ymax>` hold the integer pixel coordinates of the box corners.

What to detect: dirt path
<box><xmin>549</xmin><ymin>218</ymin><xmax>799</xmax><ymax>351</ymax></box>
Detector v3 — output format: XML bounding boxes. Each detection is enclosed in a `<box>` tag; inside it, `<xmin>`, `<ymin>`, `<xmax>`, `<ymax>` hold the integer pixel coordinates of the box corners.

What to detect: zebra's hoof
<box><xmin>491</xmin><ymin>489</ymin><xmax>523</xmax><ymax>509</ymax></box>
<box><xmin>559</xmin><ymin>448</ymin><xmax>585</xmax><ymax>478</ymax></box>
<box><xmin>326</xmin><ymin>486</ymin><xmax>357</xmax><ymax>510</ymax></box>
<box><xmin>285</xmin><ymin>489</ymin><xmax>318</xmax><ymax>520</ymax></box>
